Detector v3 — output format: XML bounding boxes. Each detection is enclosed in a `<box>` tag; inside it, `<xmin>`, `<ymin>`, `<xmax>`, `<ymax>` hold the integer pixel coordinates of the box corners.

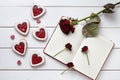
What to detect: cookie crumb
<box><xmin>10</xmin><ymin>35</ymin><xmax>15</xmax><ymax>40</ymax></box>
<box><xmin>17</xmin><ymin>60</ymin><xmax>22</xmax><ymax>65</ymax></box>
<box><xmin>36</xmin><ymin>19</ymin><xmax>41</xmax><ymax>23</ymax></box>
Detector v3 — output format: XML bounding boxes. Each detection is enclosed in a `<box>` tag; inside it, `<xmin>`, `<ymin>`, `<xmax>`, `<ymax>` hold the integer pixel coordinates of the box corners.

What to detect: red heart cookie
<box><xmin>33</xmin><ymin>27</ymin><xmax>47</xmax><ymax>41</ymax></box>
<box><xmin>15</xmin><ymin>20</ymin><xmax>30</xmax><ymax>36</ymax></box>
<box><xmin>30</xmin><ymin>53</ymin><xmax>45</xmax><ymax>67</ymax></box>
<box><xmin>32</xmin><ymin>4</ymin><xmax>46</xmax><ymax>19</ymax></box>
<box><xmin>12</xmin><ymin>39</ymin><xmax>27</xmax><ymax>56</ymax></box>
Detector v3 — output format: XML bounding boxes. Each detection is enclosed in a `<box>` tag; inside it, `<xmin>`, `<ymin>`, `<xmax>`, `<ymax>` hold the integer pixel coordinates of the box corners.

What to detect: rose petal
<box><xmin>70</xmin><ymin>26</ymin><xmax>75</xmax><ymax>33</ymax></box>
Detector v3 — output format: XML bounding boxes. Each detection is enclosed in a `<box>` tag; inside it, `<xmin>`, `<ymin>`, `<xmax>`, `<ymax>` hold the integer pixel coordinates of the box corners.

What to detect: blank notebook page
<box><xmin>72</xmin><ymin>36</ymin><xmax>114</xmax><ymax>79</ymax></box>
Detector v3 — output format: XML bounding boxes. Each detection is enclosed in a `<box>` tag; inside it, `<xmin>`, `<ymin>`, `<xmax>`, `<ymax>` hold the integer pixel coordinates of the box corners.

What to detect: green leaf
<box><xmin>104</xmin><ymin>3</ymin><xmax>115</xmax><ymax>9</ymax></box>
<box><xmin>88</xmin><ymin>13</ymin><xmax>101</xmax><ymax>24</ymax></box>
<box><xmin>82</xmin><ymin>22</ymin><xmax>99</xmax><ymax>37</ymax></box>
<box><xmin>103</xmin><ymin>8</ymin><xmax>114</xmax><ymax>13</ymax></box>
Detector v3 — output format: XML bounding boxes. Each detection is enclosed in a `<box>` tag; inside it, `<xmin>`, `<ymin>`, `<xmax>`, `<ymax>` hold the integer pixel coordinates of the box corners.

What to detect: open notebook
<box><xmin>44</xmin><ymin>23</ymin><xmax>114</xmax><ymax>80</ymax></box>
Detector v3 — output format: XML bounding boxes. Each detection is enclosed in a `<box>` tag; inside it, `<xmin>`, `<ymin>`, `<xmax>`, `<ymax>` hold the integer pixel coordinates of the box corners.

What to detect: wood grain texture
<box><xmin>0</xmin><ymin>71</ymin><xmax>120</xmax><ymax>80</ymax></box>
<box><xmin>0</xmin><ymin>7</ymin><xmax>119</xmax><ymax>27</ymax></box>
<box><xmin>0</xmin><ymin>0</ymin><xmax>120</xmax><ymax>80</ymax></box>
<box><xmin>0</xmin><ymin>49</ymin><xmax>120</xmax><ymax>70</ymax></box>
<box><xmin>0</xmin><ymin>0</ymin><xmax>119</xmax><ymax>6</ymax></box>
<box><xmin>0</xmin><ymin>28</ymin><xmax>119</xmax><ymax>48</ymax></box>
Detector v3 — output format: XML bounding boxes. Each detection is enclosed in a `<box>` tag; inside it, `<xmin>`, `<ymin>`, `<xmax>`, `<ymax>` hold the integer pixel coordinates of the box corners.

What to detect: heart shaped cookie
<box><xmin>30</xmin><ymin>53</ymin><xmax>45</xmax><ymax>67</ymax></box>
<box><xmin>15</xmin><ymin>20</ymin><xmax>30</xmax><ymax>36</ymax></box>
<box><xmin>33</xmin><ymin>27</ymin><xmax>47</xmax><ymax>41</ymax></box>
<box><xmin>12</xmin><ymin>39</ymin><xmax>27</xmax><ymax>56</ymax></box>
<box><xmin>32</xmin><ymin>4</ymin><xmax>46</xmax><ymax>19</ymax></box>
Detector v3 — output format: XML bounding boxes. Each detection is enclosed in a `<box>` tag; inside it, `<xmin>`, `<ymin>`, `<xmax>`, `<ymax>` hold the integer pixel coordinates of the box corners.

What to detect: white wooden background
<box><xmin>0</xmin><ymin>0</ymin><xmax>120</xmax><ymax>80</ymax></box>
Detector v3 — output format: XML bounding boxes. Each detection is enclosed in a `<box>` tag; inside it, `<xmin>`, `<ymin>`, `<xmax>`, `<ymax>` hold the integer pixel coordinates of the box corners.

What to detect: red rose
<box><xmin>65</xmin><ymin>43</ymin><xmax>72</xmax><ymax>51</ymax></box>
<box><xmin>59</xmin><ymin>19</ymin><xmax>75</xmax><ymax>35</ymax></box>
<box><xmin>81</xmin><ymin>46</ymin><xmax>88</xmax><ymax>52</ymax></box>
<box><xmin>81</xmin><ymin>46</ymin><xmax>90</xmax><ymax>65</ymax></box>
<box><xmin>61</xmin><ymin>62</ymin><xmax>74</xmax><ymax>74</ymax></box>
<box><xmin>66</xmin><ymin>62</ymin><xmax>74</xmax><ymax>68</ymax></box>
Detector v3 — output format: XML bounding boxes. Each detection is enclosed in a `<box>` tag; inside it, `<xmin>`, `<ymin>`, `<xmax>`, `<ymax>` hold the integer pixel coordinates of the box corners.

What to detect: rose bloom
<box><xmin>59</xmin><ymin>19</ymin><xmax>75</xmax><ymax>35</ymax></box>
<box><xmin>65</xmin><ymin>43</ymin><xmax>72</xmax><ymax>51</ymax></box>
<box><xmin>66</xmin><ymin>62</ymin><xmax>74</xmax><ymax>68</ymax></box>
<box><xmin>81</xmin><ymin>46</ymin><xmax>88</xmax><ymax>53</ymax></box>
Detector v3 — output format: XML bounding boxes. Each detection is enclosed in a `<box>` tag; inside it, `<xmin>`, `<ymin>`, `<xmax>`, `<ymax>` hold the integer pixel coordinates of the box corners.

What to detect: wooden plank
<box><xmin>103</xmin><ymin>49</ymin><xmax>120</xmax><ymax>70</ymax></box>
<box><xmin>0</xmin><ymin>49</ymin><xmax>66</xmax><ymax>69</ymax></box>
<box><xmin>0</xmin><ymin>71</ymin><xmax>120</xmax><ymax>80</ymax></box>
<box><xmin>0</xmin><ymin>7</ymin><xmax>120</xmax><ymax>27</ymax></box>
<box><xmin>98</xmin><ymin>71</ymin><xmax>120</xmax><ymax>80</ymax></box>
<box><xmin>0</xmin><ymin>49</ymin><xmax>119</xmax><ymax>70</ymax></box>
<box><xmin>0</xmin><ymin>70</ymin><xmax>91</xmax><ymax>80</ymax></box>
<box><xmin>0</xmin><ymin>0</ymin><xmax>119</xmax><ymax>6</ymax></box>
<box><xmin>0</xmin><ymin>28</ymin><xmax>54</xmax><ymax>48</ymax></box>
<box><xmin>0</xmin><ymin>0</ymin><xmax>119</xmax><ymax>80</ymax></box>
<box><xmin>0</xmin><ymin>28</ymin><xmax>119</xmax><ymax>48</ymax></box>
<box><xmin>100</xmin><ymin>28</ymin><xmax>120</xmax><ymax>48</ymax></box>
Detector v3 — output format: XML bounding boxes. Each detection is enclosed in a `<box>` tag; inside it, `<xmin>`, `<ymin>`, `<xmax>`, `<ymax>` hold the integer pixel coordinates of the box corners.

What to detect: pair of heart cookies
<box><xmin>31</xmin><ymin>4</ymin><xmax>47</xmax><ymax>41</ymax></box>
<box><xmin>15</xmin><ymin>20</ymin><xmax>47</xmax><ymax>41</ymax></box>
<box><xmin>12</xmin><ymin>39</ymin><xmax>45</xmax><ymax>66</ymax></box>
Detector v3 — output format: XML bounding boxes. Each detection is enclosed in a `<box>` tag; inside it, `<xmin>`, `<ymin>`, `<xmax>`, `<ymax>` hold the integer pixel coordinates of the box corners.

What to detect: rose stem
<box><xmin>114</xmin><ymin>2</ymin><xmax>120</xmax><ymax>6</ymax></box>
<box><xmin>61</xmin><ymin>68</ymin><xmax>71</xmax><ymax>75</ymax></box>
<box><xmin>53</xmin><ymin>48</ymin><xmax>66</xmax><ymax>57</ymax></box>
<box><xmin>77</xmin><ymin>9</ymin><xmax>104</xmax><ymax>23</ymax></box>
<box><xmin>75</xmin><ymin>2</ymin><xmax>120</xmax><ymax>23</ymax></box>
<box><xmin>86</xmin><ymin>53</ymin><xmax>90</xmax><ymax>65</ymax></box>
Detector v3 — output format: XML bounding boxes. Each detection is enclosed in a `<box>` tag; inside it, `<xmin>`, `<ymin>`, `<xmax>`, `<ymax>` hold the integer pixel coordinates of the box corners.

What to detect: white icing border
<box><xmin>12</xmin><ymin>39</ymin><xmax>27</xmax><ymax>56</ymax></box>
<box><xmin>30</xmin><ymin>53</ymin><xmax>45</xmax><ymax>67</ymax></box>
<box><xmin>32</xmin><ymin>27</ymin><xmax>47</xmax><ymax>41</ymax></box>
<box><xmin>31</xmin><ymin>4</ymin><xmax>46</xmax><ymax>19</ymax></box>
<box><xmin>15</xmin><ymin>20</ymin><xmax>30</xmax><ymax>36</ymax></box>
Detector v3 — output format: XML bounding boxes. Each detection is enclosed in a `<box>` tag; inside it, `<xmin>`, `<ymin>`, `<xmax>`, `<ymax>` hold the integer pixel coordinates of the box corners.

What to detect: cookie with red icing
<box><xmin>32</xmin><ymin>4</ymin><xmax>46</xmax><ymax>19</ymax></box>
<box><xmin>12</xmin><ymin>39</ymin><xmax>27</xmax><ymax>56</ymax></box>
<box><xmin>33</xmin><ymin>27</ymin><xmax>47</xmax><ymax>41</ymax></box>
<box><xmin>15</xmin><ymin>20</ymin><xmax>30</xmax><ymax>36</ymax></box>
<box><xmin>30</xmin><ymin>53</ymin><xmax>45</xmax><ymax>67</ymax></box>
